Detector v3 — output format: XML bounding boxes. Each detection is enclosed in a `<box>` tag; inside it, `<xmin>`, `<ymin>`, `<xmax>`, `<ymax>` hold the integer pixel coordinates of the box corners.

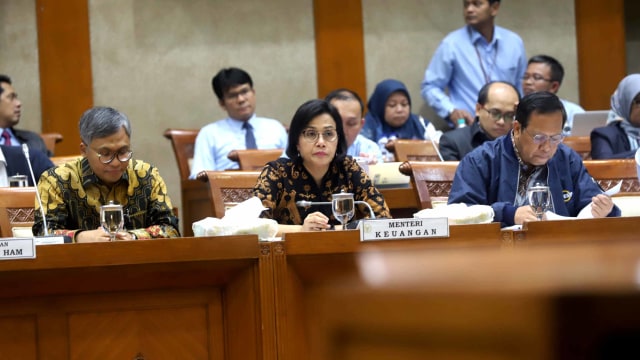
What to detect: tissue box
<box><xmin>192</xmin><ymin>217</ymin><xmax>278</xmax><ymax>240</ymax></box>
<box><xmin>414</xmin><ymin>203</ymin><xmax>494</xmax><ymax>225</ymax></box>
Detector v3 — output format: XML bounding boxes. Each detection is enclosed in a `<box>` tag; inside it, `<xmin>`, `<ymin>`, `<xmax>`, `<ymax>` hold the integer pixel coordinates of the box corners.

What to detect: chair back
<box><xmin>0</xmin><ymin>187</ymin><xmax>37</xmax><ymax>237</ymax></box>
<box><xmin>563</xmin><ymin>136</ymin><xmax>591</xmax><ymax>160</ymax></box>
<box><xmin>197</xmin><ymin>171</ymin><xmax>261</xmax><ymax>218</ymax></box>
<box><xmin>228</xmin><ymin>149</ymin><xmax>283</xmax><ymax>170</ymax></box>
<box><xmin>163</xmin><ymin>129</ymin><xmax>199</xmax><ymax>180</ymax></box>
<box><xmin>51</xmin><ymin>155</ymin><xmax>82</xmax><ymax>166</ymax></box>
<box><xmin>402</xmin><ymin>161</ymin><xmax>459</xmax><ymax>209</ymax></box>
<box><xmin>391</xmin><ymin>139</ymin><xmax>441</xmax><ymax>162</ymax></box>
<box><xmin>39</xmin><ymin>132</ymin><xmax>63</xmax><ymax>155</ymax></box>
<box><xmin>583</xmin><ymin>159</ymin><xmax>640</xmax><ymax>195</ymax></box>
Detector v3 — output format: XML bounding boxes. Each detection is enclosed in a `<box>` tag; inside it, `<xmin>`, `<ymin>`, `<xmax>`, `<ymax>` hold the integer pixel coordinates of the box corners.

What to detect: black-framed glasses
<box><xmin>224</xmin><ymin>87</ymin><xmax>253</xmax><ymax>101</ymax></box>
<box><xmin>482</xmin><ymin>107</ymin><xmax>515</xmax><ymax>123</ymax></box>
<box><xmin>301</xmin><ymin>128</ymin><xmax>338</xmax><ymax>143</ymax></box>
<box><xmin>522</xmin><ymin>73</ymin><xmax>552</xmax><ymax>82</ymax></box>
<box><xmin>523</xmin><ymin>127</ymin><xmax>564</xmax><ymax>145</ymax></box>
<box><xmin>94</xmin><ymin>148</ymin><xmax>133</xmax><ymax>164</ymax></box>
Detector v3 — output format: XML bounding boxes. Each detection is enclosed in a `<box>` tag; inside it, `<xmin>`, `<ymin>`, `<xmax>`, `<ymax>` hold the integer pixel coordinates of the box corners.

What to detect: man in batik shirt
<box><xmin>33</xmin><ymin>106</ymin><xmax>179</xmax><ymax>242</ymax></box>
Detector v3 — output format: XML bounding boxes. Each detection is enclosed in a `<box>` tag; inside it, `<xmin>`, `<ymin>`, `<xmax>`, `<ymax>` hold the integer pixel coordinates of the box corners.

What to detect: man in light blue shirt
<box><xmin>522</xmin><ymin>55</ymin><xmax>585</xmax><ymax>136</ymax></box>
<box><xmin>421</xmin><ymin>0</ymin><xmax>526</xmax><ymax>129</ymax></box>
<box><xmin>325</xmin><ymin>89</ymin><xmax>383</xmax><ymax>164</ymax></box>
<box><xmin>190</xmin><ymin>68</ymin><xmax>287</xmax><ymax>177</ymax></box>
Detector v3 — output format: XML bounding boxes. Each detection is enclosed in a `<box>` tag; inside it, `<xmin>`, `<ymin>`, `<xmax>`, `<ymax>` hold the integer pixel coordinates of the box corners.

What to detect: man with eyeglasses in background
<box><xmin>190</xmin><ymin>67</ymin><xmax>288</xmax><ymax>176</ymax></box>
<box><xmin>522</xmin><ymin>55</ymin><xmax>585</xmax><ymax>135</ymax></box>
<box><xmin>449</xmin><ymin>92</ymin><xmax>619</xmax><ymax>227</ymax></box>
<box><xmin>438</xmin><ymin>81</ymin><xmax>520</xmax><ymax>160</ymax></box>
<box><xmin>33</xmin><ymin>106</ymin><xmax>180</xmax><ymax>242</ymax></box>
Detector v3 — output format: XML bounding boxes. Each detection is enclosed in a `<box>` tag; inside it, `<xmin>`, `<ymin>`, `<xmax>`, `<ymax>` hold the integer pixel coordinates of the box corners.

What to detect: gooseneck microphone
<box><xmin>22</xmin><ymin>144</ymin><xmax>49</xmax><ymax>236</ymax></box>
<box><xmin>295</xmin><ymin>200</ymin><xmax>376</xmax><ymax>219</ymax></box>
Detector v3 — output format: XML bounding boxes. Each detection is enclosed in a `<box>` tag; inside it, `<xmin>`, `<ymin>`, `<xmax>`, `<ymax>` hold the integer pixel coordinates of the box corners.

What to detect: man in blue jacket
<box><xmin>449</xmin><ymin>91</ymin><xmax>619</xmax><ymax>226</ymax></box>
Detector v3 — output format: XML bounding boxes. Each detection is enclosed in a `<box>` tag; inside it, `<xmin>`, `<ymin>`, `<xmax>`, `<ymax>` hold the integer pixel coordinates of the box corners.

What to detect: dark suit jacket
<box><xmin>12</xmin><ymin>128</ymin><xmax>51</xmax><ymax>157</ymax></box>
<box><xmin>1</xmin><ymin>145</ymin><xmax>54</xmax><ymax>186</ymax></box>
<box><xmin>590</xmin><ymin>122</ymin><xmax>637</xmax><ymax>159</ymax></box>
<box><xmin>438</xmin><ymin>120</ymin><xmax>492</xmax><ymax>161</ymax></box>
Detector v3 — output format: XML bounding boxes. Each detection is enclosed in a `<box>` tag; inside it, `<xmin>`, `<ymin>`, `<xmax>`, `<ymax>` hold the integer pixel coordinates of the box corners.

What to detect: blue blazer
<box><xmin>590</xmin><ymin>122</ymin><xmax>637</xmax><ymax>159</ymax></box>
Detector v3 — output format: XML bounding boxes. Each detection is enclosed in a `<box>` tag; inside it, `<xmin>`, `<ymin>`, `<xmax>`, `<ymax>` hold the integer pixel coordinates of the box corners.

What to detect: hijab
<box><xmin>610</xmin><ymin>74</ymin><xmax>640</xmax><ymax>150</ymax></box>
<box><xmin>364</xmin><ymin>79</ymin><xmax>426</xmax><ymax>142</ymax></box>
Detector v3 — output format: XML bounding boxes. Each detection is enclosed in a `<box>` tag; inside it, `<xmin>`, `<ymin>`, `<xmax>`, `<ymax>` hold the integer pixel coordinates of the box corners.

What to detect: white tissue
<box><xmin>192</xmin><ymin>197</ymin><xmax>278</xmax><ymax>240</ymax></box>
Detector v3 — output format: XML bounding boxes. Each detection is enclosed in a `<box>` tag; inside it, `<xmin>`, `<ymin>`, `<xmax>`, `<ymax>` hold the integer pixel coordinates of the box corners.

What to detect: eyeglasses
<box><xmin>224</xmin><ymin>87</ymin><xmax>253</xmax><ymax>101</ymax></box>
<box><xmin>522</xmin><ymin>73</ymin><xmax>552</xmax><ymax>82</ymax></box>
<box><xmin>94</xmin><ymin>148</ymin><xmax>133</xmax><ymax>164</ymax></box>
<box><xmin>523</xmin><ymin>127</ymin><xmax>564</xmax><ymax>145</ymax></box>
<box><xmin>482</xmin><ymin>107</ymin><xmax>515</xmax><ymax>123</ymax></box>
<box><xmin>301</xmin><ymin>128</ymin><xmax>338</xmax><ymax>143</ymax></box>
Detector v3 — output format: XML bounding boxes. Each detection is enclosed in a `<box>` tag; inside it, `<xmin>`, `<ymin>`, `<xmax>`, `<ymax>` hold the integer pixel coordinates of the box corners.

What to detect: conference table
<box><xmin>1</xmin><ymin>216</ymin><xmax>638</xmax><ymax>359</ymax></box>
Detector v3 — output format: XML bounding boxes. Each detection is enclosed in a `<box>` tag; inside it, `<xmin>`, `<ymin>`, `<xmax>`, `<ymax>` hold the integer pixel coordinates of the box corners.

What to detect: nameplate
<box><xmin>34</xmin><ymin>236</ymin><xmax>67</xmax><ymax>245</ymax></box>
<box><xmin>359</xmin><ymin>218</ymin><xmax>449</xmax><ymax>242</ymax></box>
<box><xmin>0</xmin><ymin>238</ymin><xmax>36</xmax><ymax>260</ymax></box>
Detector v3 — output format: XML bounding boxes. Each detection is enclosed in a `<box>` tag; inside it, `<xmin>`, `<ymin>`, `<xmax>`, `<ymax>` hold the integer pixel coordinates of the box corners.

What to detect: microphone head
<box><xmin>22</xmin><ymin>143</ymin><xmax>29</xmax><ymax>157</ymax></box>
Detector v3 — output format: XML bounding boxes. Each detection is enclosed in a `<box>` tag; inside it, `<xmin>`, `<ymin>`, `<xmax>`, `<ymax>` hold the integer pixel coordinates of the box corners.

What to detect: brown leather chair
<box><xmin>400</xmin><ymin>161</ymin><xmax>459</xmax><ymax>209</ymax></box>
<box><xmin>163</xmin><ymin>129</ymin><xmax>199</xmax><ymax>180</ymax></box>
<box><xmin>39</xmin><ymin>132</ymin><xmax>63</xmax><ymax>155</ymax></box>
<box><xmin>0</xmin><ymin>187</ymin><xmax>37</xmax><ymax>237</ymax></box>
<box><xmin>389</xmin><ymin>139</ymin><xmax>442</xmax><ymax>162</ymax></box>
<box><xmin>227</xmin><ymin>149</ymin><xmax>283</xmax><ymax>170</ymax></box>
<box><xmin>583</xmin><ymin>159</ymin><xmax>640</xmax><ymax>195</ymax></box>
<box><xmin>563</xmin><ymin>136</ymin><xmax>591</xmax><ymax>160</ymax></box>
<box><xmin>197</xmin><ymin>170</ymin><xmax>261</xmax><ymax>218</ymax></box>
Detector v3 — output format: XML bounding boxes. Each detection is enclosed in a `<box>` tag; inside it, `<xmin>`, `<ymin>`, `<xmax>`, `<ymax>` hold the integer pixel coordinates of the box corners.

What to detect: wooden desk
<box><xmin>513</xmin><ymin>216</ymin><xmax>640</xmax><ymax>244</ymax></box>
<box><xmin>303</xmin><ymin>236</ymin><xmax>640</xmax><ymax>360</ymax></box>
<box><xmin>0</xmin><ymin>236</ymin><xmax>276</xmax><ymax>360</ymax></box>
<box><xmin>180</xmin><ymin>179</ymin><xmax>420</xmax><ymax>236</ymax></box>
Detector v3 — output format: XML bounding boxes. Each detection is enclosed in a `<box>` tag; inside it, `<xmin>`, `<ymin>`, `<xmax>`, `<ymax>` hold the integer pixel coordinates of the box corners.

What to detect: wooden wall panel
<box><xmin>313</xmin><ymin>0</ymin><xmax>366</xmax><ymax>100</ymax></box>
<box><xmin>36</xmin><ymin>0</ymin><xmax>93</xmax><ymax>155</ymax></box>
<box><xmin>575</xmin><ymin>0</ymin><xmax>626</xmax><ymax>110</ymax></box>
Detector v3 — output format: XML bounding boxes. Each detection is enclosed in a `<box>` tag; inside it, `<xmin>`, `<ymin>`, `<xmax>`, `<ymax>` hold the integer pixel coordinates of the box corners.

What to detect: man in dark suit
<box><xmin>0</xmin><ymin>74</ymin><xmax>51</xmax><ymax>156</ymax></box>
<box><xmin>1</xmin><ymin>145</ymin><xmax>54</xmax><ymax>186</ymax></box>
<box><xmin>439</xmin><ymin>81</ymin><xmax>520</xmax><ymax>161</ymax></box>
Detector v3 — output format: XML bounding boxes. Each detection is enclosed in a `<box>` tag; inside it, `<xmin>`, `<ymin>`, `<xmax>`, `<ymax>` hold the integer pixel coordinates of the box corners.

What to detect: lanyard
<box><xmin>474</xmin><ymin>41</ymin><xmax>498</xmax><ymax>84</ymax></box>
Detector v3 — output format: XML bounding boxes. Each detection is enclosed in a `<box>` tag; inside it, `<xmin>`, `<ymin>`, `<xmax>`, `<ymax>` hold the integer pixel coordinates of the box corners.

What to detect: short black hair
<box><xmin>0</xmin><ymin>74</ymin><xmax>12</xmax><ymax>96</ymax></box>
<box><xmin>286</xmin><ymin>99</ymin><xmax>347</xmax><ymax>161</ymax></box>
<box><xmin>528</xmin><ymin>55</ymin><xmax>565</xmax><ymax>84</ymax></box>
<box><xmin>477</xmin><ymin>81</ymin><xmax>521</xmax><ymax>105</ymax></box>
<box><xmin>515</xmin><ymin>91</ymin><xmax>566</xmax><ymax>129</ymax></box>
<box><xmin>211</xmin><ymin>67</ymin><xmax>253</xmax><ymax>101</ymax></box>
<box><xmin>489</xmin><ymin>0</ymin><xmax>501</xmax><ymax>4</ymax></box>
<box><xmin>324</xmin><ymin>88</ymin><xmax>365</xmax><ymax>114</ymax></box>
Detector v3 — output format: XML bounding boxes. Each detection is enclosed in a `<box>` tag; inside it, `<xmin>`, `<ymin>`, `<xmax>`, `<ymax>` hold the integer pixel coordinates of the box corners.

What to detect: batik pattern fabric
<box><xmin>254</xmin><ymin>156</ymin><xmax>391</xmax><ymax>226</ymax></box>
<box><xmin>33</xmin><ymin>157</ymin><xmax>180</xmax><ymax>240</ymax></box>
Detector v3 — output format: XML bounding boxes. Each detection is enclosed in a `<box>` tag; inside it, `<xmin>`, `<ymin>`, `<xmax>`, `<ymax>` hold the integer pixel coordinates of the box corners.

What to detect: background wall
<box><xmin>1</xmin><ymin>0</ymin><xmax>628</xmax><ymax>233</ymax></box>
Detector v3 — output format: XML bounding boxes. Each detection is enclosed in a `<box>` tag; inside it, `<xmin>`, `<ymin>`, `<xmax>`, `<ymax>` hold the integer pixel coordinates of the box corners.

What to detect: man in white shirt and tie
<box><xmin>190</xmin><ymin>68</ymin><xmax>288</xmax><ymax>177</ymax></box>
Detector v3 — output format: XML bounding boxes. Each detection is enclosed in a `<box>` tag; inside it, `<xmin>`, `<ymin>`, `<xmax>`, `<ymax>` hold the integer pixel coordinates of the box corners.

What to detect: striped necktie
<box><xmin>1</xmin><ymin>130</ymin><xmax>12</xmax><ymax>146</ymax></box>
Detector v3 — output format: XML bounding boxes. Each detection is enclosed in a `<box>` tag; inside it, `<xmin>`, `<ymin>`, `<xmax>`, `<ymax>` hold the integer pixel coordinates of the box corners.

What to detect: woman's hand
<box><xmin>302</xmin><ymin>211</ymin><xmax>331</xmax><ymax>231</ymax></box>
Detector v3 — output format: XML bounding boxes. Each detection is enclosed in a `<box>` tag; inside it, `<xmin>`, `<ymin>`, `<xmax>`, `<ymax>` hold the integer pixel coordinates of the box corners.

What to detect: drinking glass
<box><xmin>100</xmin><ymin>202</ymin><xmax>124</xmax><ymax>241</ymax></box>
<box><xmin>332</xmin><ymin>192</ymin><xmax>355</xmax><ymax>229</ymax></box>
<box><xmin>527</xmin><ymin>183</ymin><xmax>551</xmax><ymax>221</ymax></box>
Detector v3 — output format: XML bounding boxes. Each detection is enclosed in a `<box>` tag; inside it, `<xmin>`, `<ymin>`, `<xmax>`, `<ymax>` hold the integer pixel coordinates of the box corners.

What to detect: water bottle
<box><xmin>457</xmin><ymin>118</ymin><xmax>466</xmax><ymax>128</ymax></box>
<box><xmin>378</xmin><ymin>136</ymin><xmax>389</xmax><ymax>162</ymax></box>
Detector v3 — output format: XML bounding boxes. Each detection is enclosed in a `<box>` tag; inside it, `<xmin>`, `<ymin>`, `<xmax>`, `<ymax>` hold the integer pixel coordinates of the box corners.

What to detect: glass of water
<box><xmin>100</xmin><ymin>202</ymin><xmax>124</xmax><ymax>241</ymax></box>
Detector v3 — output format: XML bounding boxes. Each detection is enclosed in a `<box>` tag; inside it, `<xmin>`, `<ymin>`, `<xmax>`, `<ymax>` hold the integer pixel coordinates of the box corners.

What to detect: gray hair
<box><xmin>79</xmin><ymin>106</ymin><xmax>132</xmax><ymax>144</ymax></box>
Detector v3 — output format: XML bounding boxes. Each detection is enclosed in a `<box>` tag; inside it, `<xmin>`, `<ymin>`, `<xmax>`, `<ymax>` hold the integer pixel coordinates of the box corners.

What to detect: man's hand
<box><xmin>450</xmin><ymin>109</ymin><xmax>474</xmax><ymax>126</ymax></box>
<box><xmin>591</xmin><ymin>194</ymin><xmax>614</xmax><ymax>218</ymax></box>
<box><xmin>514</xmin><ymin>205</ymin><xmax>545</xmax><ymax>225</ymax></box>
<box><xmin>75</xmin><ymin>228</ymin><xmax>112</xmax><ymax>243</ymax></box>
<box><xmin>358</xmin><ymin>152</ymin><xmax>378</xmax><ymax>165</ymax></box>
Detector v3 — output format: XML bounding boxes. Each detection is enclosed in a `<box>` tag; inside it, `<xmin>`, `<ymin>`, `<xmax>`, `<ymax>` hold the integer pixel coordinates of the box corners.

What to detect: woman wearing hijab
<box><xmin>361</xmin><ymin>79</ymin><xmax>436</xmax><ymax>144</ymax></box>
<box><xmin>591</xmin><ymin>74</ymin><xmax>640</xmax><ymax>159</ymax></box>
